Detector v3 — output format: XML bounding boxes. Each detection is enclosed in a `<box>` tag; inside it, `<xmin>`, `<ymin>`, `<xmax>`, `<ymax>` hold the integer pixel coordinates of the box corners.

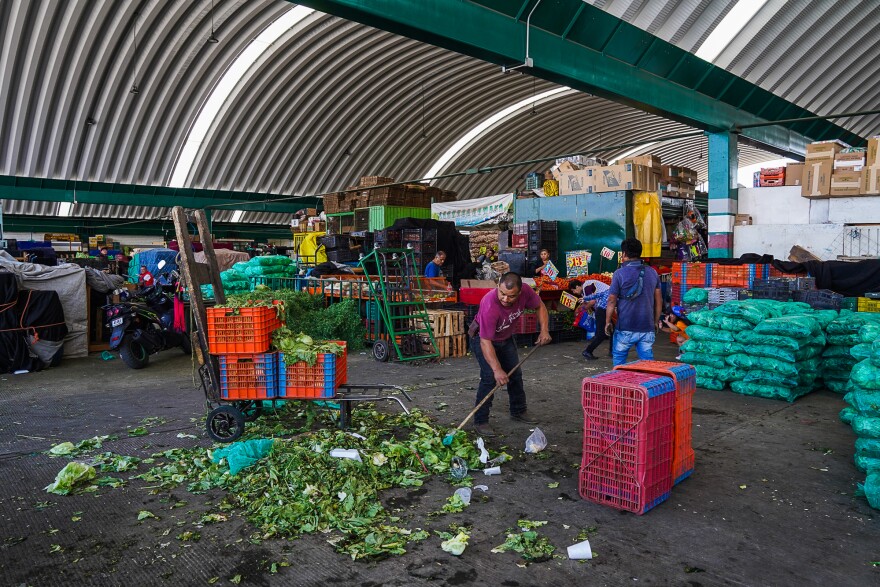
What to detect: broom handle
<box><xmin>452</xmin><ymin>345</ymin><xmax>542</xmax><ymax>433</ymax></box>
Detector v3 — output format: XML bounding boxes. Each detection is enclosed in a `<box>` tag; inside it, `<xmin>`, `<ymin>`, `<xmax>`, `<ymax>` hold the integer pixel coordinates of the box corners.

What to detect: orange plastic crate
<box><xmin>614</xmin><ymin>360</ymin><xmax>696</xmax><ymax>485</ymax></box>
<box><xmin>218</xmin><ymin>353</ymin><xmax>278</xmax><ymax>400</ymax></box>
<box><xmin>711</xmin><ymin>264</ymin><xmax>755</xmax><ymax>288</ymax></box>
<box><xmin>671</xmin><ymin>262</ymin><xmax>710</xmax><ymax>286</ymax></box>
<box><xmin>278</xmin><ymin>341</ymin><xmax>347</xmax><ymax>399</ymax></box>
<box><xmin>206</xmin><ymin>306</ymin><xmax>280</xmax><ymax>354</ymax></box>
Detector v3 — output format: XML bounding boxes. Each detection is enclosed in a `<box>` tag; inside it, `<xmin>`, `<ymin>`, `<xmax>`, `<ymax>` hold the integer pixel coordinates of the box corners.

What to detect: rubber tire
<box><xmin>372</xmin><ymin>339</ymin><xmax>391</xmax><ymax>362</ymax></box>
<box><xmin>119</xmin><ymin>335</ymin><xmax>150</xmax><ymax>369</ymax></box>
<box><xmin>235</xmin><ymin>400</ymin><xmax>263</xmax><ymax>422</ymax></box>
<box><xmin>180</xmin><ymin>332</ymin><xmax>192</xmax><ymax>355</ymax></box>
<box><xmin>206</xmin><ymin>405</ymin><xmax>245</xmax><ymax>443</ymax></box>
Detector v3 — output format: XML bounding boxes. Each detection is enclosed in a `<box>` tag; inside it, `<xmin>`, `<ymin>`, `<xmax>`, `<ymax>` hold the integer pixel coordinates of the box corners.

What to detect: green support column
<box><xmin>707</xmin><ymin>131</ymin><xmax>739</xmax><ymax>258</ymax></box>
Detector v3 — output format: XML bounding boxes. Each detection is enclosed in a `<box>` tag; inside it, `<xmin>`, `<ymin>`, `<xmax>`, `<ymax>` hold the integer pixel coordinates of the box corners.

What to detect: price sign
<box><xmin>600</xmin><ymin>247</ymin><xmax>616</xmax><ymax>260</ymax></box>
<box><xmin>541</xmin><ymin>260</ymin><xmax>559</xmax><ymax>280</ymax></box>
<box><xmin>565</xmin><ymin>250</ymin><xmax>591</xmax><ymax>277</ymax></box>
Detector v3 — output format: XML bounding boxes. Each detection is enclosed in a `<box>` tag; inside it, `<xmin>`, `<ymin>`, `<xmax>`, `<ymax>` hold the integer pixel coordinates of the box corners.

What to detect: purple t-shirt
<box><xmin>475</xmin><ymin>286</ymin><xmax>542</xmax><ymax>342</ymax></box>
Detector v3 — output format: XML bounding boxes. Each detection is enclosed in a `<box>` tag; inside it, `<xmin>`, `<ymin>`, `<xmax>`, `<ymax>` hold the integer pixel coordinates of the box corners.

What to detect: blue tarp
<box><xmin>128</xmin><ymin>249</ymin><xmax>179</xmax><ymax>283</ymax></box>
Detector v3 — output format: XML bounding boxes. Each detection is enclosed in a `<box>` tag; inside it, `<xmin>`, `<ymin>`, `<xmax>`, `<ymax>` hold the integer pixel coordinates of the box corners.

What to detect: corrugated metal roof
<box><xmin>0</xmin><ymin>0</ymin><xmax>857</xmax><ymax>217</ymax></box>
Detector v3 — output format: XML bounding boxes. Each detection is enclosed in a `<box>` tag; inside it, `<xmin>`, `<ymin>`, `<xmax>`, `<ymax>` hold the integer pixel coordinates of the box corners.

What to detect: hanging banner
<box><xmin>432</xmin><ymin>193</ymin><xmax>514</xmax><ymax>227</ymax></box>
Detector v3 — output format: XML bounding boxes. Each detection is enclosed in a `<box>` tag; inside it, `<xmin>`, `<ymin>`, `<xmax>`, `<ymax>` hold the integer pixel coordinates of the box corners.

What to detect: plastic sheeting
<box><xmin>128</xmin><ymin>249</ymin><xmax>179</xmax><ymax>283</ymax></box>
<box><xmin>0</xmin><ymin>251</ymin><xmax>87</xmax><ymax>358</ymax></box>
<box><xmin>194</xmin><ymin>249</ymin><xmax>250</xmax><ymax>272</ymax></box>
<box><xmin>633</xmin><ymin>191</ymin><xmax>662</xmax><ymax>258</ymax></box>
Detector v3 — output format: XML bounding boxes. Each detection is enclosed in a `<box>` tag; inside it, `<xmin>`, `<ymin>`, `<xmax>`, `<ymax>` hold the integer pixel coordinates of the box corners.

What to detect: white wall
<box><xmin>733</xmin><ymin>223</ymin><xmax>843</xmax><ymax>260</ymax></box>
<box><xmin>735</xmin><ymin>186</ymin><xmax>811</xmax><ymax>224</ymax></box>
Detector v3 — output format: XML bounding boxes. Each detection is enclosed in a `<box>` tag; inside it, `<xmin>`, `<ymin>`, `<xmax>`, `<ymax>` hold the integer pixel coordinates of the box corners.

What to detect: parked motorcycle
<box><xmin>103</xmin><ymin>260</ymin><xmax>190</xmax><ymax>369</ymax></box>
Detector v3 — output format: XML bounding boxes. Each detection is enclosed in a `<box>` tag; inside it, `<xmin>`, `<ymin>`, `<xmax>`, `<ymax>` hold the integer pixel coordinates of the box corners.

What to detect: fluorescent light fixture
<box><xmin>695</xmin><ymin>0</ymin><xmax>769</xmax><ymax>63</ymax></box>
<box><xmin>230</xmin><ymin>210</ymin><xmax>245</xmax><ymax>223</ymax></box>
<box><xmin>424</xmin><ymin>87</ymin><xmax>573</xmax><ymax>180</ymax></box>
<box><xmin>168</xmin><ymin>5</ymin><xmax>315</xmax><ymax>187</ymax></box>
<box><xmin>58</xmin><ymin>202</ymin><xmax>73</xmax><ymax>217</ymax></box>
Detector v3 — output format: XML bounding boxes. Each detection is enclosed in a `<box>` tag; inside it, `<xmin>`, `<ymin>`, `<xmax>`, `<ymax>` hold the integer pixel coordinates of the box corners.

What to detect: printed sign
<box><xmin>559</xmin><ymin>291</ymin><xmax>579</xmax><ymax>310</ymax></box>
<box><xmin>431</xmin><ymin>193</ymin><xmax>514</xmax><ymax>227</ymax></box>
<box><xmin>541</xmin><ymin>260</ymin><xmax>559</xmax><ymax>280</ymax></box>
<box><xmin>600</xmin><ymin>247</ymin><xmax>616</xmax><ymax>260</ymax></box>
<box><xmin>565</xmin><ymin>250</ymin><xmax>592</xmax><ymax>277</ymax></box>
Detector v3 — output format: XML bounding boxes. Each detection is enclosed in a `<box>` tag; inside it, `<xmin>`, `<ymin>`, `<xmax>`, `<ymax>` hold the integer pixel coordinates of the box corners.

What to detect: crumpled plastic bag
<box><xmin>211</xmin><ymin>438</ymin><xmax>275</xmax><ymax>475</ymax></box>
<box><xmin>441</xmin><ymin>531</ymin><xmax>470</xmax><ymax>556</ymax></box>
<box><xmin>524</xmin><ymin>427</ymin><xmax>547</xmax><ymax>454</ymax></box>
<box><xmin>45</xmin><ymin>462</ymin><xmax>96</xmax><ymax>495</ymax></box>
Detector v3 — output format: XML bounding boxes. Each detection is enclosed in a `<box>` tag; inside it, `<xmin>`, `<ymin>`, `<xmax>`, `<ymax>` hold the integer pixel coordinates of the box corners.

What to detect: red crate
<box><xmin>580</xmin><ymin>370</ymin><xmax>675</xmax><ymax>515</ymax></box>
<box><xmin>614</xmin><ymin>361</ymin><xmax>696</xmax><ymax>485</ymax></box>
<box><xmin>710</xmin><ymin>264</ymin><xmax>755</xmax><ymax>288</ymax></box>
<box><xmin>460</xmin><ymin>287</ymin><xmax>492</xmax><ymax>305</ymax></box>
<box><xmin>768</xmin><ymin>267</ymin><xmax>805</xmax><ymax>278</ymax></box>
<box><xmin>515</xmin><ymin>312</ymin><xmax>537</xmax><ymax>334</ymax></box>
<box><xmin>278</xmin><ymin>342</ymin><xmax>347</xmax><ymax>399</ymax></box>
<box><xmin>207</xmin><ymin>306</ymin><xmax>281</xmax><ymax>354</ymax></box>
<box><xmin>671</xmin><ymin>262</ymin><xmax>711</xmax><ymax>287</ymax></box>
<box><xmin>218</xmin><ymin>353</ymin><xmax>278</xmax><ymax>400</ymax></box>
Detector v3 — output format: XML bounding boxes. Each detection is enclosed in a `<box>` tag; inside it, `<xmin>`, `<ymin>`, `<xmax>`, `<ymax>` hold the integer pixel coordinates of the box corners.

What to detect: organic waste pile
<box><xmin>679</xmin><ymin>296</ymin><xmax>845</xmax><ymax>401</ymax></box>
<box><xmin>838</xmin><ymin>323</ymin><xmax>880</xmax><ymax>511</ymax></box>
<box><xmin>223</xmin><ymin>289</ymin><xmax>365</xmax><ymax>350</ymax></box>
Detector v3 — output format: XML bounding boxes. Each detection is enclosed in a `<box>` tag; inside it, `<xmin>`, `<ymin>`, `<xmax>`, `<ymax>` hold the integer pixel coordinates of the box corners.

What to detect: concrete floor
<box><xmin>0</xmin><ymin>338</ymin><xmax>878</xmax><ymax>586</ymax></box>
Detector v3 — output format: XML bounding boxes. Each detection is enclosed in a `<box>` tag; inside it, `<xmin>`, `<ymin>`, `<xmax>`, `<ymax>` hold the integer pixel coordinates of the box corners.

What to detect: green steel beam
<box><xmin>294</xmin><ymin>0</ymin><xmax>865</xmax><ymax>155</ymax></box>
<box><xmin>4</xmin><ymin>214</ymin><xmax>296</xmax><ymax>241</ymax></box>
<box><xmin>0</xmin><ymin>176</ymin><xmax>319</xmax><ymax>213</ymax></box>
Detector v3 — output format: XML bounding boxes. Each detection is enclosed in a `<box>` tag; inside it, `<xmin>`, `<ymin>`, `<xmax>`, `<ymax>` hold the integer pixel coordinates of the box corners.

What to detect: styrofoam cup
<box><xmin>483</xmin><ymin>466</ymin><xmax>501</xmax><ymax>475</ymax></box>
<box><xmin>567</xmin><ymin>539</ymin><xmax>593</xmax><ymax>560</ymax></box>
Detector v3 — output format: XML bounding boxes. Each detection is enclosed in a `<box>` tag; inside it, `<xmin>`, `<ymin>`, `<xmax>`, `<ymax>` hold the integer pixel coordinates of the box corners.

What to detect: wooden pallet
<box><xmin>426</xmin><ymin>310</ymin><xmax>465</xmax><ymax>337</ymax></box>
<box><xmin>423</xmin><ymin>334</ymin><xmax>467</xmax><ymax>358</ymax></box>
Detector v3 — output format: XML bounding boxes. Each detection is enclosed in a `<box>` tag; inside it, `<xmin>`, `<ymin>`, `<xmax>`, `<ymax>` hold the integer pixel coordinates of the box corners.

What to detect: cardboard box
<box><xmin>806</xmin><ymin>140</ymin><xmax>845</xmax><ymax>158</ymax></box>
<box><xmin>622</xmin><ymin>154</ymin><xmax>661</xmax><ymax>168</ymax></box>
<box><xmin>591</xmin><ymin>164</ymin><xmax>649</xmax><ymax>192</ymax></box>
<box><xmin>734</xmin><ymin>214</ymin><xmax>753</xmax><ymax>226</ymax></box>
<box><xmin>830</xmin><ymin>170</ymin><xmax>862</xmax><ymax>196</ymax></box>
<box><xmin>866</xmin><ymin>138</ymin><xmax>880</xmax><ymax>167</ymax></box>
<box><xmin>558</xmin><ymin>170</ymin><xmax>595</xmax><ymax>195</ymax></box>
<box><xmin>802</xmin><ymin>158</ymin><xmax>833</xmax><ymax>198</ymax></box>
<box><xmin>862</xmin><ymin>167</ymin><xmax>880</xmax><ymax>195</ymax></box>
<box><xmin>785</xmin><ymin>163</ymin><xmax>804</xmax><ymax>186</ymax></box>
<box><xmin>834</xmin><ymin>150</ymin><xmax>866</xmax><ymax>170</ymax></box>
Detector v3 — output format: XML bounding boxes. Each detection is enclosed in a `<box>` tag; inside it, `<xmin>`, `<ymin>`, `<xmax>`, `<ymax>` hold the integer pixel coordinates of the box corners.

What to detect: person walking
<box><xmin>580</xmin><ymin>280</ymin><xmax>612</xmax><ymax>360</ymax></box>
<box><xmin>604</xmin><ymin>238</ymin><xmax>662</xmax><ymax>366</ymax></box>
<box><xmin>424</xmin><ymin>250</ymin><xmax>446</xmax><ymax>277</ymax></box>
<box><xmin>469</xmin><ymin>272</ymin><xmax>551</xmax><ymax>437</ymax></box>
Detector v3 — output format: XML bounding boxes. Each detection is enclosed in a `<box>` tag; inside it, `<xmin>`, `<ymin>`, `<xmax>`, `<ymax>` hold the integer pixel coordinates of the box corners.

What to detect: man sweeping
<box><xmin>468</xmin><ymin>272</ymin><xmax>551</xmax><ymax>437</ymax></box>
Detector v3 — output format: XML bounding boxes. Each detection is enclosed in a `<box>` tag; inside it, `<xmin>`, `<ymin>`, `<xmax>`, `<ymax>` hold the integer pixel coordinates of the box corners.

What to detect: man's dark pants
<box><xmin>584</xmin><ymin>307</ymin><xmax>608</xmax><ymax>354</ymax></box>
<box><xmin>470</xmin><ymin>336</ymin><xmax>526</xmax><ymax>425</ymax></box>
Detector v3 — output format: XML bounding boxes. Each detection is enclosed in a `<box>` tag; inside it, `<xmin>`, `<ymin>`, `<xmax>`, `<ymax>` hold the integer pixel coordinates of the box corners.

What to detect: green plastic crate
<box><xmin>366</xmin><ymin>206</ymin><xmax>431</xmax><ymax>231</ymax></box>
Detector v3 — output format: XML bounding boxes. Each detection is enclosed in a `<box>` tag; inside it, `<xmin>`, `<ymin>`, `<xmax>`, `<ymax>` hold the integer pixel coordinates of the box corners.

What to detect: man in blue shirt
<box><xmin>605</xmin><ymin>238</ymin><xmax>662</xmax><ymax>366</ymax></box>
<box><xmin>424</xmin><ymin>250</ymin><xmax>446</xmax><ymax>277</ymax></box>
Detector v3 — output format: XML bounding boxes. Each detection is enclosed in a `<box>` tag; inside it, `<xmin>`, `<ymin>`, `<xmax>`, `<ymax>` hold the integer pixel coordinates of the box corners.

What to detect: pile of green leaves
<box><xmin>491</xmin><ymin>520</ymin><xmax>557</xmax><ymax>563</ymax></box>
<box><xmin>224</xmin><ymin>290</ymin><xmax>365</xmax><ymax>350</ymax></box>
<box><xmin>273</xmin><ymin>329</ymin><xmax>346</xmax><ymax>366</ymax></box>
<box><xmin>136</xmin><ymin>405</ymin><xmax>485</xmax><ymax>560</ymax></box>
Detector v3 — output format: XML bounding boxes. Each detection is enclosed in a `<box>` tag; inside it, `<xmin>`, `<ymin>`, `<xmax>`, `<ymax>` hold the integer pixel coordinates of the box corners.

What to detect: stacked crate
<box><xmin>580</xmin><ymin>370</ymin><xmax>676</xmax><ymax>514</ymax></box>
<box><xmin>526</xmin><ymin>220</ymin><xmax>558</xmax><ymax>272</ymax></box>
<box><xmin>511</xmin><ymin>223</ymin><xmax>528</xmax><ymax>249</ymax></box>
<box><xmin>320</xmin><ymin>234</ymin><xmax>356</xmax><ymax>264</ymax></box>
<box><xmin>374</xmin><ymin>228</ymin><xmax>402</xmax><ymax>248</ymax></box>
<box><xmin>614</xmin><ymin>361</ymin><xmax>696</xmax><ymax>485</ymax></box>
<box><xmin>670</xmin><ymin>262</ymin><xmax>712</xmax><ymax>305</ymax></box>
<box><xmin>206</xmin><ymin>305</ymin><xmax>347</xmax><ymax>400</ymax></box>
<box><xmin>425</xmin><ymin>309</ymin><xmax>467</xmax><ymax>358</ymax></box>
<box><xmin>402</xmin><ymin>228</ymin><xmax>438</xmax><ymax>273</ymax></box>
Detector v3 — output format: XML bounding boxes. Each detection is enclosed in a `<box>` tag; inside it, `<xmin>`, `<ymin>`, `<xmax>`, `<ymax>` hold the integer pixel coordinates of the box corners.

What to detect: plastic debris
<box><xmin>524</xmin><ymin>427</ymin><xmax>547</xmax><ymax>454</ymax></box>
<box><xmin>567</xmin><ymin>539</ymin><xmax>593</xmax><ymax>560</ymax></box>
<box><xmin>476</xmin><ymin>437</ymin><xmax>489</xmax><ymax>464</ymax></box>
<box><xmin>483</xmin><ymin>466</ymin><xmax>501</xmax><ymax>475</ymax></box>
<box><xmin>328</xmin><ymin>448</ymin><xmax>362</xmax><ymax>462</ymax></box>
<box><xmin>450</xmin><ymin>456</ymin><xmax>469</xmax><ymax>480</ymax></box>
<box><xmin>453</xmin><ymin>487</ymin><xmax>472</xmax><ymax>505</ymax></box>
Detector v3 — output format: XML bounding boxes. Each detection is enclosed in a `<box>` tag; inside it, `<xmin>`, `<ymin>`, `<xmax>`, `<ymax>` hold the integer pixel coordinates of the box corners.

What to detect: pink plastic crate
<box><xmin>580</xmin><ymin>370</ymin><xmax>675</xmax><ymax>514</ymax></box>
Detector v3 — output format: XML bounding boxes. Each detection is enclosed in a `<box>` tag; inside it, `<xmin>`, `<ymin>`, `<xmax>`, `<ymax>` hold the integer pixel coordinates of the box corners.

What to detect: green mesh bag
<box><xmin>860</xmin><ymin>323</ymin><xmax>880</xmax><ymax>343</ymax></box>
<box><xmin>856</xmin><ymin>438</ymin><xmax>880</xmax><ymax>455</ymax></box>
<box><xmin>827</xmin><ymin>313</ymin><xmax>880</xmax><ymax>335</ymax></box>
<box><xmin>840</xmin><ymin>406</ymin><xmax>858</xmax><ymax>424</ymax></box>
<box><xmin>828</xmin><ymin>333</ymin><xmax>862</xmax><ymax>346</ymax></box>
<box><xmin>681</xmin><ymin>339</ymin><xmax>744</xmax><ymax>356</ymax></box>
<box><xmin>854</xmin><ymin>453</ymin><xmax>880</xmax><ymax>473</ymax></box>
<box><xmin>730</xmin><ymin>381</ymin><xmax>811</xmax><ymax>402</ymax></box>
<box><xmin>753</xmin><ymin>316</ymin><xmax>820</xmax><ymax>338</ymax></box>
<box><xmin>726</xmin><ymin>353</ymin><xmax>799</xmax><ymax>377</ymax></box>
<box><xmin>811</xmin><ymin>310</ymin><xmax>841</xmax><ymax>329</ymax></box>
<box><xmin>851</xmin><ymin>414</ymin><xmax>880</xmax><ymax>439</ymax></box>
<box><xmin>822</xmin><ymin>357</ymin><xmax>858</xmax><ymax>372</ymax></box>
<box><xmin>851</xmin><ymin>360</ymin><xmax>880</xmax><ymax>390</ymax></box>
<box><xmin>844</xmin><ymin>389</ymin><xmax>880</xmax><ymax>416</ymax></box>
<box><xmin>777</xmin><ymin>302</ymin><xmax>813</xmax><ymax>315</ymax></box>
<box><xmin>735</xmin><ymin>330</ymin><xmax>802</xmax><ymax>351</ymax></box>
<box><xmin>856</xmin><ymin>472</ymin><xmax>880</xmax><ymax>510</ymax></box>
<box><xmin>795</xmin><ymin>345</ymin><xmax>825</xmax><ymax>362</ymax></box>
<box><xmin>683</xmin><ymin>288</ymin><xmax>708</xmax><ymax>304</ymax></box>
<box><xmin>706</xmin><ymin>314</ymin><xmax>754</xmax><ymax>333</ymax></box>
<box><xmin>250</xmin><ymin>255</ymin><xmax>292</xmax><ymax>267</ymax></box>
<box><xmin>695</xmin><ymin>364</ymin><xmax>746</xmax><ymax>383</ymax></box>
<box><xmin>696</xmin><ymin>376</ymin><xmax>724</xmax><ymax>391</ymax></box>
<box><xmin>824</xmin><ymin>345</ymin><xmax>856</xmax><ymax>358</ymax></box>
<box><xmin>686</xmin><ymin>325</ymin><xmax>735</xmax><ymax>342</ymax></box>
<box><xmin>743</xmin><ymin>344</ymin><xmax>797</xmax><ymax>363</ymax></box>
<box><xmin>851</xmin><ymin>343</ymin><xmax>874</xmax><ymax>361</ymax></box>
<box><xmin>714</xmin><ymin>301</ymin><xmax>772</xmax><ymax>325</ymax></box>
<box><xmin>687</xmin><ymin>310</ymin><xmax>713</xmax><ymax>327</ymax></box>
<box><xmin>742</xmin><ymin>370</ymin><xmax>798</xmax><ymax>388</ymax></box>
<box><xmin>680</xmin><ymin>352</ymin><xmax>727</xmax><ymax>369</ymax></box>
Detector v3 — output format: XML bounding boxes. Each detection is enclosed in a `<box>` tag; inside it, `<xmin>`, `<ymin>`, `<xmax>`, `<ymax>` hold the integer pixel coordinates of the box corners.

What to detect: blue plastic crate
<box><xmin>218</xmin><ymin>353</ymin><xmax>278</xmax><ymax>400</ymax></box>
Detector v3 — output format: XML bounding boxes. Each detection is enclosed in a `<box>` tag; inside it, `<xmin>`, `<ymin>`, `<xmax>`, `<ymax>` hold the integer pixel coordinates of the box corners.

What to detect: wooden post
<box><xmin>172</xmin><ymin>206</ymin><xmax>219</xmax><ymax>398</ymax></box>
<box><xmin>194</xmin><ymin>210</ymin><xmax>226</xmax><ymax>305</ymax></box>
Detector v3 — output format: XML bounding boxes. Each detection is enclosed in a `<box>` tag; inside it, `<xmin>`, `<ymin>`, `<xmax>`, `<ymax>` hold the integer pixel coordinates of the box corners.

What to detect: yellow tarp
<box><xmin>300</xmin><ymin>232</ymin><xmax>328</xmax><ymax>264</ymax></box>
<box><xmin>633</xmin><ymin>191</ymin><xmax>662</xmax><ymax>258</ymax></box>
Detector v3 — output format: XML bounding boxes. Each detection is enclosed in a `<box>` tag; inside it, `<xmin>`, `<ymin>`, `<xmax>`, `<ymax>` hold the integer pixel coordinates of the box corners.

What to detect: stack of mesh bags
<box><xmin>823</xmin><ymin>312</ymin><xmax>880</xmax><ymax>393</ymax></box>
<box><xmin>200</xmin><ymin>268</ymin><xmax>254</xmax><ymax>300</ymax></box>
<box><xmin>233</xmin><ymin>256</ymin><xmax>297</xmax><ymax>279</ymax></box>
<box><xmin>681</xmin><ymin>300</ymin><xmax>833</xmax><ymax>401</ymax></box>
<box><xmin>839</xmin><ymin>325</ymin><xmax>880</xmax><ymax>510</ymax></box>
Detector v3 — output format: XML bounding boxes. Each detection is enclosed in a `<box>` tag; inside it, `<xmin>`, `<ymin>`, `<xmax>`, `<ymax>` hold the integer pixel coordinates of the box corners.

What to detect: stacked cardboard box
<box><xmin>623</xmin><ymin>154</ymin><xmax>661</xmax><ymax>190</ymax></box>
<box><xmin>785</xmin><ymin>162</ymin><xmax>804</xmax><ymax>186</ymax></box>
<box><xmin>831</xmin><ymin>148</ymin><xmax>865</xmax><ymax>196</ymax></box>
<box><xmin>802</xmin><ymin>141</ymin><xmax>843</xmax><ymax>198</ymax></box>
<box><xmin>324</xmin><ymin>177</ymin><xmax>457</xmax><ymax>212</ymax></box>
<box><xmin>555</xmin><ymin>162</ymin><xmax>653</xmax><ymax>195</ymax></box>
<box><xmin>862</xmin><ymin>137</ymin><xmax>880</xmax><ymax>196</ymax></box>
<box><xmin>800</xmin><ymin>140</ymin><xmax>880</xmax><ymax>198</ymax></box>
<box><xmin>659</xmin><ymin>165</ymin><xmax>697</xmax><ymax>199</ymax></box>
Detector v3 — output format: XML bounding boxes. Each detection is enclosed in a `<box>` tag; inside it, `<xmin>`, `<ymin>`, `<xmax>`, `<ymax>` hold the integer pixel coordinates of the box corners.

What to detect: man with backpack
<box><xmin>604</xmin><ymin>238</ymin><xmax>662</xmax><ymax>366</ymax></box>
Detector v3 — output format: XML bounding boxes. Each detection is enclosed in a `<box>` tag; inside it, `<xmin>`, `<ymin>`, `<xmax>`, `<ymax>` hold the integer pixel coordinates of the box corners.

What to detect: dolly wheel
<box><xmin>206</xmin><ymin>405</ymin><xmax>245</xmax><ymax>443</ymax></box>
<box><xmin>372</xmin><ymin>340</ymin><xmax>391</xmax><ymax>362</ymax></box>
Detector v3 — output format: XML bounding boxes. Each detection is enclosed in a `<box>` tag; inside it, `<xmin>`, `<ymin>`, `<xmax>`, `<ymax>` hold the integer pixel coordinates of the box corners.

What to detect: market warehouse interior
<box><xmin>2</xmin><ymin>1</ymin><xmax>880</xmax><ymax>585</ymax></box>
